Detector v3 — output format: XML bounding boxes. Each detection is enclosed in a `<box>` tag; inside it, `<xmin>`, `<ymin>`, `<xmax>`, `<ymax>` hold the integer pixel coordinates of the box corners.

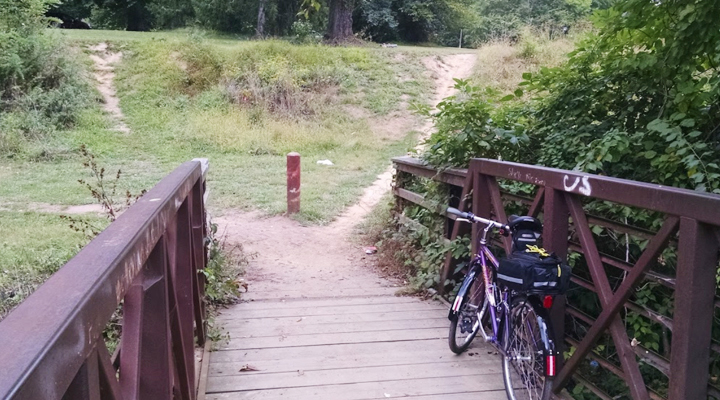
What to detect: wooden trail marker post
<box><xmin>287</xmin><ymin>152</ymin><xmax>301</xmax><ymax>214</ymax></box>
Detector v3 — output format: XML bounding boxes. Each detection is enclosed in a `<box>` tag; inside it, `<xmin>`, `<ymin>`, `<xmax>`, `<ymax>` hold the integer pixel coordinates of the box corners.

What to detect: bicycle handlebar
<box><xmin>447</xmin><ymin>207</ymin><xmax>510</xmax><ymax>231</ymax></box>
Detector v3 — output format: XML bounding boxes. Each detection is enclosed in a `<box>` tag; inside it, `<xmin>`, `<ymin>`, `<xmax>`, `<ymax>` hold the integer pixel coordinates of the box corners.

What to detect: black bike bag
<box><xmin>498</xmin><ymin>250</ymin><xmax>571</xmax><ymax>294</ymax></box>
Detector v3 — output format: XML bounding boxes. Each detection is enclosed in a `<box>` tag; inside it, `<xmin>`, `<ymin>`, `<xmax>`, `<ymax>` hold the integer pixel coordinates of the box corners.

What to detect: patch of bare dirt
<box><xmin>418</xmin><ymin>53</ymin><xmax>477</xmax><ymax>142</ymax></box>
<box><xmin>0</xmin><ymin>202</ymin><xmax>106</xmax><ymax>215</ymax></box>
<box><xmin>368</xmin><ymin>112</ymin><xmax>417</xmax><ymax>142</ymax></box>
<box><xmin>337</xmin><ymin>52</ymin><xmax>478</xmax><ymax>227</ymax></box>
<box><xmin>214</xmin><ymin>52</ymin><xmax>478</xmax><ymax>300</ymax></box>
<box><xmin>88</xmin><ymin>42</ymin><xmax>130</xmax><ymax>134</ymax></box>
<box><xmin>214</xmin><ymin>210</ymin><xmax>399</xmax><ymax>301</ymax></box>
<box><xmin>342</xmin><ymin>105</ymin><xmax>370</xmax><ymax>120</ymax></box>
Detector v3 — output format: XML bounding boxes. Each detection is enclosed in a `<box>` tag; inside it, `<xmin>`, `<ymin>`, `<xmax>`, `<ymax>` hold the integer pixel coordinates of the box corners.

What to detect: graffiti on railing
<box><xmin>508</xmin><ymin>167</ymin><xmax>547</xmax><ymax>187</ymax></box>
<box><xmin>563</xmin><ymin>175</ymin><xmax>592</xmax><ymax>196</ymax></box>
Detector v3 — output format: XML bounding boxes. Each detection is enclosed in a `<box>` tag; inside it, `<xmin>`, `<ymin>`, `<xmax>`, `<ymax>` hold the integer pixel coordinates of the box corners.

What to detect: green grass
<box><xmin>0</xmin><ymin>30</ymin><xmax>463</xmax><ymax>316</ymax></box>
<box><xmin>469</xmin><ymin>28</ymin><xmax>576</xmax><ymax>94</ymax></box>
<box><xmin>53</xmin><ymin>27</ymin><xmax>246</xmax><ymax>45</ymax></box>
<box><xmin>0</xmin><ymin>211</ymin><xmax>106</xmax><ymax>316</ymax></box>
<box><xmin>0</xmin><ymin>34</ymin><xmax>435</xmax><ymax>219</ymax></box>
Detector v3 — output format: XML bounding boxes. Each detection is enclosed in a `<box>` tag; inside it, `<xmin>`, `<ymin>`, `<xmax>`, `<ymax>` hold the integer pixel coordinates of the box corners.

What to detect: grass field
<box><xmin>469</xmin><ymin>28</ymin><xmax>577</xmax><ymax>94</ymax></box>
<box><xmin>0</xmin><ymin>29</ymin><xmax>460</xmax><ymax>317</ymax></box>
<box><xmin>1</xmin><ymin>31</ymin><xmax>437</xmax><ymax>218</ymax></box>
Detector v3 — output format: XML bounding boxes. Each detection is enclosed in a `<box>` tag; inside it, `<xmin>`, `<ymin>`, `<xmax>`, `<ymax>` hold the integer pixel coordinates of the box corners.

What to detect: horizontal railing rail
<box><xmin>392</xmin><ymin>156</ymin><xmax>720</xmax><ymax>400</ymax></box>
<box><xmin>0</xmin><ymin>159</ymin><xmax>209</xmax><ymax>400</ymax></box>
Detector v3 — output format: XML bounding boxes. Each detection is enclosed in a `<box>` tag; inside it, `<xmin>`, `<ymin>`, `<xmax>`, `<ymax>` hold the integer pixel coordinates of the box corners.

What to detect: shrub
<box><xmin>421</xmin><ymin>79</ymin><xmax>530</xmax><ymax>168</ymax></box>
<box><xmin>291</xmin><ymin>20</ymin><xmax>322</xmax><ymax>44</ymax></box>
<box><xmin>414</xmin><ymin>2</ymin><xmax>720</xmax><ymax>397</ymax></box>
<box><xmin>0</xmin><ymin>0</ymin><xmax>92</xmax><ymax>156</ymax></box>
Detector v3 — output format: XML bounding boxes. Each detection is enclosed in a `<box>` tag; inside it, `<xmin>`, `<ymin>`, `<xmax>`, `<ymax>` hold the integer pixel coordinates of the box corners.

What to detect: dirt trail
<box><xmin>330</xmin><ymin>52</ymin><xmax>477</xmax><ymax>233</ymax></box>
<box><xmin>8</xmin><ymin>44</ymin><xmax>131</xmax><ymax>215</ymax></box>
<box><xmin>88</xmin><ymin>42</ymin><xmax>130</xmax><ymax>134</ymax></box>
<box><xmin>216</xmin><ymin>52</ymin><xmax>478</xmax><ymax>299</ymax></box>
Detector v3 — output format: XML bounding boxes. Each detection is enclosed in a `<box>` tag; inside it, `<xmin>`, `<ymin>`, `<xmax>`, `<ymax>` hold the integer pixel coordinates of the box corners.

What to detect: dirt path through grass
<box><xmin>215</xmin><ymin>52</ymin><xmax>477</xmax><ymax>298</ymax></box>
<box><xmin>88</xmin><ymin>42</ymin><xmax>130</xmax><ymax>134</ymax></box>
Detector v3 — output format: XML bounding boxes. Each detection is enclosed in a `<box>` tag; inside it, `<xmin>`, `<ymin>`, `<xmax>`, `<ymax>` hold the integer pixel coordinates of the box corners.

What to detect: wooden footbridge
<box><xmin>1</xmin><ymin>157</ymin><xmax>719</xmax><ymax>400</ymax></box>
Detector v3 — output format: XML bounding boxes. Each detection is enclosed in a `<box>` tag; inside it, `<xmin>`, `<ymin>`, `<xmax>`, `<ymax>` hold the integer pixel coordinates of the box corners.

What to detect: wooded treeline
<box><xmin>49</xmin><ymin>0</ymin><xmax>601</xmax><ymax>45</ymax></box>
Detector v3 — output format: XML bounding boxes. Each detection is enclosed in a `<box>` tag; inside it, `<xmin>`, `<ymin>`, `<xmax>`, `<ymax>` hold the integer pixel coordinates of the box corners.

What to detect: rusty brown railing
<box><xmin>0</xmin><ymin>159</ymin><xmax>209</xmax><ymax>400</ymax></box>
<box><xmin>392</xmin><ymin>156</ymin><xmax>720</xmax><ymax>400</ymax></box>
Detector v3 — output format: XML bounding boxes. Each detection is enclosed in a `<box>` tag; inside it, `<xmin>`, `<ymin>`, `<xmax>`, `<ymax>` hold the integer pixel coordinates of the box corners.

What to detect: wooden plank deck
<box><xmin>205</xmin><ymin>294</ymin><xmax>505</xmax><ymax>399</ymax></box>
<box><xmin>206</xmin><ymin>211</ymin><xmax>506</xmax><ymax>399</ymax></box>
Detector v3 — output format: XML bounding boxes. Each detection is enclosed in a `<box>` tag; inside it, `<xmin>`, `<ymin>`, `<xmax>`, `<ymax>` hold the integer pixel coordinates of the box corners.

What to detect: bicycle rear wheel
<box><xmin>502</xmin><ymin>296</ymin><xmax>554</xmax><ymax>400</ymax></box>
<box><xmin>448</xmin><ymin>276</ymin><xmax>487</xmax><ymax>354</ymax></box>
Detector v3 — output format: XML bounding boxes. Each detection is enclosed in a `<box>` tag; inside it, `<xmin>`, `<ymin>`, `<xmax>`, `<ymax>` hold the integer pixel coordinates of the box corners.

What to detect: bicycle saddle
<box><xmin>508</xmin><ymin>215</ymin><xmax>543</xmax><ymax>233</ymax></box>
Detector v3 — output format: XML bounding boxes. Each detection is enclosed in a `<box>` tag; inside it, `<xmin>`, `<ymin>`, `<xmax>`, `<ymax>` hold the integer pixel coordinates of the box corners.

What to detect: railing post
<box><xmin>471</xmin><ymin>161</ymin><xmax>492</xmax><ymax>256</ymax></box>
<box><xmin>170</xmin><ymin>199</ymin><xmax>197</xmax><ymax>400</ymax></box>
<box><xmin>394</xmin><ymin>169</ymin><xmax>408</xmax><ymax>212</ymax></box>
<box><xmin>190</xmin><ymin>179</ymin><xmax>207</xmax><ymax>345</ymax></box>
<box><xmin>668</xmin><ymin>218</ymin><xmax>718</xmax><ymax>400</ymax></box>
<box><xmin>543</xmin><ymin>188</ymin><xmax>569</xmax><ymax>373</ymax></box>
<box><xmin>440</xmin><ymin>164</ymin><xmax>475</xmax><ymax>293</ymax></box>
<box><xmin>120</xmin><ymin>238</ymin><xmax>173</xmax><ymax>400</ymax></box>
<box><xmin>62</xmin><ymin>349</ymin><xmax>100</xmax><ymax>400</ymax></box>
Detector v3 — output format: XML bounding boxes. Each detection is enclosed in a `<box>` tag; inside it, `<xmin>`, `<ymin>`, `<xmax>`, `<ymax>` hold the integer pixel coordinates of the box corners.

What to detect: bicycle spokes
<box><xmin>503</xmin><ymin>301</ymin><xmax>552</xmax><ymax>400</ymax></box>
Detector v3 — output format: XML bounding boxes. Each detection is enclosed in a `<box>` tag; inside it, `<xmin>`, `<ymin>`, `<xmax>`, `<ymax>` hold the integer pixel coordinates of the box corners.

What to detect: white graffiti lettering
<box><xmin>579</xmin><ymin>176</ymin><xmax>592</xmax><ymax>196</ymax></box>
<box><xmin>563</xmin><ymin>175</ymin><xmax>592</xmax><ymax>196</ymax></box>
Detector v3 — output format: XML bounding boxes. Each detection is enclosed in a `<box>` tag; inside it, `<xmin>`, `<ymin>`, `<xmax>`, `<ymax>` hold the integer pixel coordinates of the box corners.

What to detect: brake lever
<box><xmin>455</xmin><ymin>217</ymin><xmax>471</xmax><ymax>223</ymax></box>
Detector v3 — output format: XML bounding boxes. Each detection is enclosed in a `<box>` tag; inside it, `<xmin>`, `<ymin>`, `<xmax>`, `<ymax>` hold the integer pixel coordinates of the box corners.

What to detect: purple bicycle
<box><xmin>446</xmin><ymin>207</ymin><xmax>559</xmax><ymax>400</ymax></box>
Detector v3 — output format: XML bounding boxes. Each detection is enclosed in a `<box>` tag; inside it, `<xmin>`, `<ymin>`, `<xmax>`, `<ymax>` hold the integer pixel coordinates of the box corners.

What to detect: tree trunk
<box><xmin>256</xmin><ymin>0</ymin><xmax>267</xmax><ymax>38</ymax></box>
<box><xmin>127</xmin><ymin>0</ymin><xmax>150</xmax><ymax>31</ymax></box>
<box><xmin>326</xmin><ymin>0</ymin><xmax>354</xmax><ymax>43</ymax></box>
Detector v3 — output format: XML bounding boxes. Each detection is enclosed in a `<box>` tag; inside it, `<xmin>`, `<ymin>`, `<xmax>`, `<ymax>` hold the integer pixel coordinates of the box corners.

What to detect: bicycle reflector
<box><xmin>543</xmin><ymin>295</ymin><xmax>553</xmax><ymax>309</ymax></box>
<box><xmin>546</xmin><ymin>355</ymin><xmax>556</xmax><ymax>376</ymax></box>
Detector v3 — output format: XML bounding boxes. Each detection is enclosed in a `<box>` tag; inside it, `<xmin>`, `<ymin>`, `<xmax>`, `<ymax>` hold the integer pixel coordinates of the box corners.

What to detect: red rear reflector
<box><xmin>546</xmin><ymin>355</ymin><xmax>556</xmax><ymax>376</ymax></box>
<box><xmin>543</xmin><ymin>295</ymin><xmax>553</xmax><ymax>309</ymax></box>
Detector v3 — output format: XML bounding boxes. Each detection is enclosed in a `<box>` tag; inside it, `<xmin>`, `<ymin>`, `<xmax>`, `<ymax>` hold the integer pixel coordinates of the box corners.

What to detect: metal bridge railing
<box><xmin>393</xmin><ymin>156</ymin><xmax>720</xmax><ymax>400</ymax></box>
<box><xmin>0</xmin><ymin>159</ymin><xmax>209</xmax><ymax>400</ymax></box>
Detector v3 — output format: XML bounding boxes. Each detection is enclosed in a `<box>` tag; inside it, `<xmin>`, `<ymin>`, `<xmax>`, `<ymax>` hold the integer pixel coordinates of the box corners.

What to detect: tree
<box><xmin>473</xmin><ymin>0</ymin><xmax>591</xmax><ymax>41</ymax></box>
<box><xmin>147</xmin><ymin>0</ymin><xmax>195</xmax><ymax>29</ymax></box>
<box><xmin>326</xmin><ymin>0</ymin><xmax>354</xmax><ymax>42</ymax></box>
<box><xmin>47</xmin><ymin>0</ymin><xmax>93</xmax><ymax>21</ymax></box>
<box><xmin>256</xmin><ymin>0</ymin><xmax>267</xmax><ymax>36</ymax></box>
<box><xmin>353</xmin><ymin>0</ymin><xmax>396</xmax><ymax>42</ymax></box>
<box><xmin>126</xmin><ymin>0</ymin><xmax>152</xmax><ymax>31</ymax></box>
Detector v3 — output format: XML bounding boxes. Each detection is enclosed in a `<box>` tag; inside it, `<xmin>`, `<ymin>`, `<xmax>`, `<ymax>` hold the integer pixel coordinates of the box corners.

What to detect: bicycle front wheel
<box><xmin>502</xmin><ymin>296</ymin><xmax>554</xmax><ymax>400</ymax></box>
<box><xmin>448</xmin><ymin>277</ymin><xmax>487</xmax><ymax>354</ymax></box>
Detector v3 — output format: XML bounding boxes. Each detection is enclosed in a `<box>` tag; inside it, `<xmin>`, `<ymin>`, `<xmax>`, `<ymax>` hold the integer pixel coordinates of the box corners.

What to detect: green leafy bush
<box><xmin>424</xmin><ymin>1</ymin><xmax>720</xmax><ymax>194</ymax></box>
<box><xmin>291</xmin><ymin>20</ymin><xmax>322</xmax><ymax>44</ymax></box>
<box><xmin>413</xmin><ymin>1</ymin><xmax>720</xmax><ymax>397</ymax></box>
<box><xmin>421</xmin><ymin>79</ymin><xmax>529</xmax><ymax>168</ymax></box>
<box><xmin>0</xmin><ymin>0</ymin><xmax>92</xmax><ymax>156</ymax></box>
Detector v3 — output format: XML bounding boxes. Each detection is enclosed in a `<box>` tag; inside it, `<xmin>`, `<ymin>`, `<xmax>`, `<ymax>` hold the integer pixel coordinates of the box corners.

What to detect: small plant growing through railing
<box><xmin>203</xmin><ymin>222</ymin><xmax>251</xmax><ymax>348</ymax></box>
<box><xmin>60</xmin><ymin>145</ymin><xmax>146</xmax><ymax>238</ymax></box>
<box><xmin>60</xmin><ymin>149</ymin><xmax>250</xmax><ymax>350</ymax></box>
<box><xmin>60</xmin><ymin>145</ymin><xmax>149</xmax><ymax>352</ymax></box>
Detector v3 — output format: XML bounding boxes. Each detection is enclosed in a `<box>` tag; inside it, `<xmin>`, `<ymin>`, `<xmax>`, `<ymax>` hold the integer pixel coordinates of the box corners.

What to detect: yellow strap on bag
<box><xmin>525</xmin><ymin>245</ymin><xmax>549</xmax><ymax>257</ymax></box>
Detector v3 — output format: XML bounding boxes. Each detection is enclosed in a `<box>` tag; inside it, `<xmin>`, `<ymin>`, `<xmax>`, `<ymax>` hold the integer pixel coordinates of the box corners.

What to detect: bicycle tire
<box><xmin>502</xmin><ymin>296</ymin><xmax>554</xmax><ymax>400</ymax></box>
<box><xmin>448</xmin><ymin>275</ymin><xmax>487</xmax><ymax>354</ymax></box>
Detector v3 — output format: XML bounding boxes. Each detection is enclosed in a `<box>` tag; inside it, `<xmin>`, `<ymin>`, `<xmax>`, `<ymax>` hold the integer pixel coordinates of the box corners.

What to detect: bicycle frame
<box><xmin>449</xmin><ymin>223</ymin><xmax>512</xmax><ymax>354</ymax></box>
<box><xmin>447</xmin><ymin>210</ymin><xmax>560</xmax><ymax>397</ymax></box>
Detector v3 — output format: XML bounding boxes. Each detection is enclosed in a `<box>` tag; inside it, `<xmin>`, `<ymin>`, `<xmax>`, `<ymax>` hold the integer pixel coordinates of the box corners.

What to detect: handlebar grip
<box><xmin>447</xmin><ymin>207</ymin><xmax>472</xmax><ymax>220</ymax></box>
